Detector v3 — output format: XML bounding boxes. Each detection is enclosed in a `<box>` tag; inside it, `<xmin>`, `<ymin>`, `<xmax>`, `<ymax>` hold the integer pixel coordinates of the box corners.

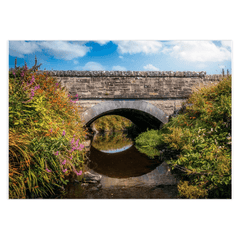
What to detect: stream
<box><xmin>61</xmin><ymin>131</ymin><xmax>179</xmax><ymax>199</ymax></box>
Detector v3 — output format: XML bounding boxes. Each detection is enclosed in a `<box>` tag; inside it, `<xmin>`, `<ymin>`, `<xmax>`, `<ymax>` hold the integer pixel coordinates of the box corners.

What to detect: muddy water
<box><xmin>62</xmin><ymin>131</ymin><xmax>179</xmax><ymax>199</ymax></box>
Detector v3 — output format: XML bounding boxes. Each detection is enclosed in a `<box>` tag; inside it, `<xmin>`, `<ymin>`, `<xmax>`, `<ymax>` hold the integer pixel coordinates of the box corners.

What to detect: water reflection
<box><xmin>101</xmin><ymin>144</ymin><xmax>133</xmax><ymax>153</ymax></box>
<box><xmin>62</xmin><ymin>131</ymin><xmax>178</xmax><ymax>199</ymax></box>
<box><xmin>89</xmin><ymin>131</ymin><xmax>178</xmax><ymax>185</ymax></box>
<box><xmin>89</xmin><ymin>145</ymin><xmax>162</xmax><ymax>178</ymax></box>
<box><xmin>92</xmin><ymin>131</ymin><xmax>133</xmax><ymax>153</ymax></box>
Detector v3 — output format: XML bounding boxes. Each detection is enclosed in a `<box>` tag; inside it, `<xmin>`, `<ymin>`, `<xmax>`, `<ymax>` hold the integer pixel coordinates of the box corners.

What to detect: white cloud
<box><xmin>221</xmin><ymin>40</ymin><xmax>232</xmax><ymax>50</ymax></box>
<box><xmin>112</xmin><ymin>65</ymin><xmax>127</xmax><ymax>71</ymax></box>
<box><xmin>82</xmin><ymin>62</ymin><xmax>105</xmax><ymax>71</ymax></box>
<box><xmin>114</xmin><ymin>41</ymin><xmax>163</xmax><ymax>54</ymax></box>
<box><xmin>218</xmin><ymin>64</ymin><xmax>226</xmax><ymax>69</ymax></box>
<box><xmin>162</xmin><ymin>41</ymin><xmax>231</xmax><ymax>62</ymax></box>
<box><xmin>119</xmin><ymin>56</ymin><xmax>123</xmax><ymax>59</ymax></box>
<box><xmin>9</xmin><ymin>41</ymin><xmax>42</xmax><ymax>58</ymax></box>
<box><xmin>143</xmin><ymin>64</ymin><xmax>159</xmax><ymax>71</ymax></box>
<box><xmin>38</xmin><ymin>41</ymin><xmax>91</xmax><ymax>60</ymax></box>
<box><xmin>95</xmin><ymin>40</ymin><xmax>109</xmax><ymax>45</ymax></box>
<box><xmin>9</xmin><ymin>41</ymin><xmax>91</xmax><ymax>60</ymax></box>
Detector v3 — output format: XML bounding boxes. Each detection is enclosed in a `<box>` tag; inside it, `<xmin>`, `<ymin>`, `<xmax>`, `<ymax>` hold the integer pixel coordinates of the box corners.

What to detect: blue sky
<box><xmin>9</xmin><ymin>40</ymin><xmax>232</xmax><ymax>74</ymax></box>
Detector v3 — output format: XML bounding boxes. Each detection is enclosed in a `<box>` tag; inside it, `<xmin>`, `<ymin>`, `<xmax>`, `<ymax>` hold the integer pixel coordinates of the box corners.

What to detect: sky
<box><xmin>9</xmin><ymin>40</ymin><xmax>232</xmax><ymax>75</ymax></box>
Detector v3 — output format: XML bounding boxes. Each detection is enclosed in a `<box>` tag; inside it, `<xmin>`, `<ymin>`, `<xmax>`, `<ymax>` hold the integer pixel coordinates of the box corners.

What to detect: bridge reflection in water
<box><xmin>63</xmin><ymin>131</ymin><xmax>178</xmax><ymax>199</ymax></box>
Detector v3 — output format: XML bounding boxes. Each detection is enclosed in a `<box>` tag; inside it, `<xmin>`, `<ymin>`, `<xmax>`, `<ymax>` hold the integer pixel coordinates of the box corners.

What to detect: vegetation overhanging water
<box><xmin>8</xmin><ymin>63</ymin><xmax>231</xmax><ymax>199</ymax></box>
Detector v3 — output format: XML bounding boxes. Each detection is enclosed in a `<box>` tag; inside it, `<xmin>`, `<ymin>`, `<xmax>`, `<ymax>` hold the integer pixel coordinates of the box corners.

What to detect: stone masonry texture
<box><xmin>38</xmin><ymin>71</ymin><xmax>223</xmax><ymax>100</ymax></box>
<box><xmin>38</xmin><ymin>71</ymin><xmax>224</xmax><ymax>118</ymax></box>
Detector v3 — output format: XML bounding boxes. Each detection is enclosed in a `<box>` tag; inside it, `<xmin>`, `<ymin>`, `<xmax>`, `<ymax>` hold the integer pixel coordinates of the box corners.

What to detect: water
<box><xmin>62</xmin><ymin>131</ymin><xmax>179</xmax><ymax>199</ymax></box>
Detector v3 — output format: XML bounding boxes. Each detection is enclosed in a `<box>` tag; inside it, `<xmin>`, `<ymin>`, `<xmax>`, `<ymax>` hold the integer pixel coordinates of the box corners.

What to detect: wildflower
<box><xmin>13</xmin><ymin>71</ymin><xmax>15</xmax><ymax>76</ymax></box>
<box><xmin>21</xmin><ymin>71</ymin><xmax>24</xmax><ymax>77</ymax></box>
<box><xmin>31</xmin><ymin>89</ymin><xmax>34</xmax><ymax>97</ymax></box>
<box><xmin>69</xmin><ymin>155</ymin><xmax>73</xmax><ymax>160</ymax></box>
<box><xmin>70</xmin><ymin>146</ymin><xmax>76</xmax><ymax>152</ymax></box>
<box><xmin>34</xmin><ymin>85</ymin><xmax>40</xmax><ymax>90</ymax></box>
<box><xmin>54</xmin><ymin>151</ymin><xmax>59</xmax><ymax>156</ymax></box>
<box><xmin>75</xmin><ymin>139</ymin><xmax>79</xmax><ymax>147</ymax></box>
<box><xmin>62</xmin><ymin>160</ymin><xmax>66</xmax><ymax>165</ymax></box>
<box><xmin>46</xmin><ymin>168</ymin><xmax>51</xmax><ymax>173</ymax></box>
<box><xmin>79</xmin><ymin>144</ymin><xmax>84</xmax><ymax>150</ymax></box>
<box><xmin>77</xmin><ymin>170</ymin><xmax>82</xmax><ymax>176</ymax></box>
<box><xmin>71</xmin><ymin>138</ymin><xmax>75</xmax><ymax>144</ymax></box>
<box><xmin>50</xmin><ymin>129</ymin><xmax>52</xmax><ymax>132</ymax></box>
<box><xmin>63</xmin><ymin>169</ymin><xmax>67</xmax><ymax>173</ymax></box>
<box><xmin>62</xmin><ymin>130</ymin><xmax>66</xmax><ymax>136</ymax></box>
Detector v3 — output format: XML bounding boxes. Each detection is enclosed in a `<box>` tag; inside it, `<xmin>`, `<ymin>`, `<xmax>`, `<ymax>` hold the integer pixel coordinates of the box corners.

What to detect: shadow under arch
<box><xmin>81</xmin><ymin>100</ymin><xmax>168</xmax><ymax>130</ymax></box>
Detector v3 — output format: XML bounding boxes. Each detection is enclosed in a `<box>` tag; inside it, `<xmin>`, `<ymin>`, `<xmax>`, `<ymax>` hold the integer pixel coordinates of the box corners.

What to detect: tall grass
<box><xmin>9</xmin><ymin>65</ymin><xmax>87</xmax><ymax>198</ymax></box>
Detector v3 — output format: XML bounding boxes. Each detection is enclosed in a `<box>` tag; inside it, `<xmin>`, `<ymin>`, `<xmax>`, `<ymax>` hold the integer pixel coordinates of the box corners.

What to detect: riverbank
<box><xmin>9</xmin><ymin>65</ymin><xmax>87</xmax><ymax>199</ymax></box>
<box><xmin>135</xmin><ymin>76</ymin><xmax>232</xmax><ymax>199</ymax></box>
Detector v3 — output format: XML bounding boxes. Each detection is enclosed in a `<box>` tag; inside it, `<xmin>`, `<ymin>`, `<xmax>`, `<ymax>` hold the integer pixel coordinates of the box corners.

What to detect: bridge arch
<box><xmin>81</xmin><ymin>100</ymin><xmax>169</xmax><ymax>130</ymax></box>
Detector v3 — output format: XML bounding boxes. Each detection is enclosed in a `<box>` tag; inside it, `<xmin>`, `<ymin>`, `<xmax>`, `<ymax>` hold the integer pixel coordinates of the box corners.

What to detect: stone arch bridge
<box><xmin>45</xmin><ymin>71</ymin><xmax>223</xmax><ymax>130</ymax></box>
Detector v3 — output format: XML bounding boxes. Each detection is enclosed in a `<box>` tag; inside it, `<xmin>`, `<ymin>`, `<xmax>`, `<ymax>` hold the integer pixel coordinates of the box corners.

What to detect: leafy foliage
<box><xmin>135</xmin><ymin>76</ymin><xmax>231</xmax><ymax>198</ymax></box>
<box><xmin>135</xmin><ymin>129</ymin><xmax>163</xmax><ymax>158</ymax></box>
<box><xmin>9</xmin><ymin>65</ymin><xmax>87</xmax><ymax>198</ymax></box>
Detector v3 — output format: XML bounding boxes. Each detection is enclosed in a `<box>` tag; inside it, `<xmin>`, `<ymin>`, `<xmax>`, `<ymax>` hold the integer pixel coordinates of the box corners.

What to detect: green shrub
<box><xmin>135</xmin><ymin>76</ymin><xmax>232</xmax><ymax>198</ymax></box>
<box><xmin>135</xmin><ymin>129</ymin><xmax>164</xmax><ymax>158</ymax></box>
<box><xmin>9</xmin><ymin>65</ymin><xmax>87</xmax><ymax>198</ymax></box>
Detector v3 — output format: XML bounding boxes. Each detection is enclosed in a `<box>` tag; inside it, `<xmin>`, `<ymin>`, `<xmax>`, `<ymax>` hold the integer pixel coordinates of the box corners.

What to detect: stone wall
<box><xmin>37</xmin><ymin>71</ymin><xmax>224</xmax><ymax>123</ymax></box>
<box><xmin>39</xmin><ymin>71</ymin><xmax>223</xmax><ymax>100</ymax></box>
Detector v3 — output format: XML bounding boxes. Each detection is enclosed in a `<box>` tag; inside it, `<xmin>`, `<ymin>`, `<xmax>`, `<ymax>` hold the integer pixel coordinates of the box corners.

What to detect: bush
<box><xmin>9</xmin><ymin>65</ymin><xmax>87</xmax><ymax>198</ymax></box>
<box><xmin>135</xmin><ymin>76</ymin><xmax>232</xmax><ymax>198</ymax></box>
<box><xmin>135</xmin><ymin>129</ymin><xmax>164</xmax><ymax>158</ymax></box>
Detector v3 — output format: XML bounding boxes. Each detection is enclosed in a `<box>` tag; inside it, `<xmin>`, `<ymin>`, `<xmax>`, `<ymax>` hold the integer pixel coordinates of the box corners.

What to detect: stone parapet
<box><xmin>37</xmin><ymin>71</ymin><xmax>224</xmax><ymax>100</ymax></box>
<box><xmin>38</xmin><ymin>70</ymin><xmax>207</xmax><ymax>78</ymax></box>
